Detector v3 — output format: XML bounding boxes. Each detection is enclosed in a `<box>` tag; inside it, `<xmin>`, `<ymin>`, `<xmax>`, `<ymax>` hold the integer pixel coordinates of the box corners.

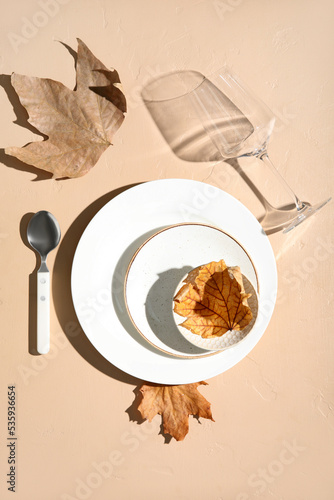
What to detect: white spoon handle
<box><xmin>37</xmin><ymin>271</ymin><xmax>50</xmax><ymax>354</ymax></box>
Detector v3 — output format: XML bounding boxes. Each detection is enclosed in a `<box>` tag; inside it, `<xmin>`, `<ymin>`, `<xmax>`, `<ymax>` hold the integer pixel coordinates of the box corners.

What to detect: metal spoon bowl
<box><xmin>27</xmin><ymin>211</ymin><xmax>61</xmax><ymax>354</ymax></box>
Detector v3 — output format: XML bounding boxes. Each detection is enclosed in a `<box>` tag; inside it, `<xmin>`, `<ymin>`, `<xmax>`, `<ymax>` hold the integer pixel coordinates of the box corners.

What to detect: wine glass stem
<box><xmin>258</xmin><ymin>152</ymin><xmax>305</xmax><ymax>211</ymax></box>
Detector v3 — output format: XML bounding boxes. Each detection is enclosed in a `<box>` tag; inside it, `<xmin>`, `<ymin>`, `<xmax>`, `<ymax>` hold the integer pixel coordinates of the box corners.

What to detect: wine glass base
<box><xmin>260</xmin><ymin>198</ymin><xmax>331</xmax><ymax>233</ymax></box>
<box><xmin>283</xmin><ymin>198</ymin><xmax>332</xmax><ymax>233</ymax></box>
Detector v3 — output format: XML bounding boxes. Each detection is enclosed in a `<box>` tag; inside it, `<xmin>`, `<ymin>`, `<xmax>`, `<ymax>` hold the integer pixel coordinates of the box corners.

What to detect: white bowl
<box><xmin>124</xmin><ymin>223</ymin><xmax>259</xmax><ymax>359</ymax></box>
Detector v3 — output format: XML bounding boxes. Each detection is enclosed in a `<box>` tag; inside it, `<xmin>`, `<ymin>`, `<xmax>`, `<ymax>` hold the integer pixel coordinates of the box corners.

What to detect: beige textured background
<box><xmin>1</xmin><ymin>1</ymin><xmax>334</xmax><ymax>499</ymax></box>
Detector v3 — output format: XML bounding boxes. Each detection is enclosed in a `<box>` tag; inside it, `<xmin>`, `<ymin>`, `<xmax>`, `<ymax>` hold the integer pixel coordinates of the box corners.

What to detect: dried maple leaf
<box><xmin>174</xmin><ymin>259</ymin><xmax>252</xmax><ymax>338</ymax></box>
<box><xmin>138</xmin><ymin>382</ymin><xmax>214</xmax><ymax>441</ymax></box>
<box><xmin>5</xmin><ymin>39</ymin><xmax>126</xmax><ymax>178</ymax></box>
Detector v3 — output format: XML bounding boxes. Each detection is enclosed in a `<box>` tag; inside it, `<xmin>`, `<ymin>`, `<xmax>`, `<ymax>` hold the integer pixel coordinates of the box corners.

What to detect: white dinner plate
<box><xmin>71</xmin><ymin>179</ymin><xmax>277</xmax><ymax>384</ymax></box>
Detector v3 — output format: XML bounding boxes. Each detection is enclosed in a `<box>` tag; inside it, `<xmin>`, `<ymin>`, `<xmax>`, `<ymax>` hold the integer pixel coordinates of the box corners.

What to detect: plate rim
<box><xmin>71</xmin><ymin>178</ymin><xmax>278</xmax><ymax>384</ymax></box>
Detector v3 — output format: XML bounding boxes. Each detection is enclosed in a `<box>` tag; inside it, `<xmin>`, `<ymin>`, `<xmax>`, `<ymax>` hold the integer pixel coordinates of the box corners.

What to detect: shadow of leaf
<box><xmin>0</xmin><ymin>73</ymin><xmax>52</xmax><ymax>180</ymax></box>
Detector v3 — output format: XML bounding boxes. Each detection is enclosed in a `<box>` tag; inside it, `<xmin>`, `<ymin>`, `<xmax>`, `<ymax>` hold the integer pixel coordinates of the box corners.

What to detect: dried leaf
<box><xmin>138</xmin><ymin>382</ymin><xmax>214</xmax><ymax>441</ymax></box>
<box><xmin>174</xmin><ymin>259</ymin><xmax>252</xmax><ymax>338</ymax></box>
<box><xmin>5</xmin><ymin>39</ymin><xmax>126</xmax><ymax>178</ymax></box>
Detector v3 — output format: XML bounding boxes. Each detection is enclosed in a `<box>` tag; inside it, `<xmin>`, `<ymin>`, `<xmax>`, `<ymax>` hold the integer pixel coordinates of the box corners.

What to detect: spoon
<box><xmin>27</xmin><ymin>211</ymin><xmax>61</xmax><ymax>354</ymax></box>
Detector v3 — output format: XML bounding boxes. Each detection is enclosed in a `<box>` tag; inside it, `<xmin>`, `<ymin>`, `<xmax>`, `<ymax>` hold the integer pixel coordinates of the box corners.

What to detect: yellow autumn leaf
<box><xmin>138</xmin><ymin>382</ymin><xmax>214</xmax><ymax>441</ymax></box>
<box><xmin>174</xmin><ymin>259</ymin><xmax>252</xmax><ymax>338</ymax></box>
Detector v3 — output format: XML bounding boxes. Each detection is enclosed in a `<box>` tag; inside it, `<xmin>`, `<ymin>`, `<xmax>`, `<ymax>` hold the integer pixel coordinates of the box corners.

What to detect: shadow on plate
<box><xmin>145</xmin><ymin>267</ymin><xmax>209</xmax><ymax>356</ymax></box>
<box><xmin>52</xmin><ymin>184</ymin><xmax>146</xmax><ymax>385</ymax></box>
<box><xmin>111</xmin><ymin>228</ymin><xmax>182</xmax><ymax>358</ymax></box>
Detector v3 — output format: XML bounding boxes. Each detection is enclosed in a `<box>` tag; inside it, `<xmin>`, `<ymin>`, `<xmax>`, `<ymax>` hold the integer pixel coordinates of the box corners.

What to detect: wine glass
<box><xmin>142</xmin><ymin>67</ymin><xmax>331</xmax><ymax>233</ymax></box>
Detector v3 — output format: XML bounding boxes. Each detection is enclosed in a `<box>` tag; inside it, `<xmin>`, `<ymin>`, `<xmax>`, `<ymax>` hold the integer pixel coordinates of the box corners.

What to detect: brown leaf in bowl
<box><xmin>138</xmin><ymin>382</ymin><xmax>214</xmax><ymax>441</ymax></box>
<box><xmin>5</xmin><ymin>39</ymin><xmax>126</xmax><ymax>179</ymax></box>
<box><xmin>174</xmin><ymin>259</ymin><xmax>252</xmax><ymax>338</ymax></box>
